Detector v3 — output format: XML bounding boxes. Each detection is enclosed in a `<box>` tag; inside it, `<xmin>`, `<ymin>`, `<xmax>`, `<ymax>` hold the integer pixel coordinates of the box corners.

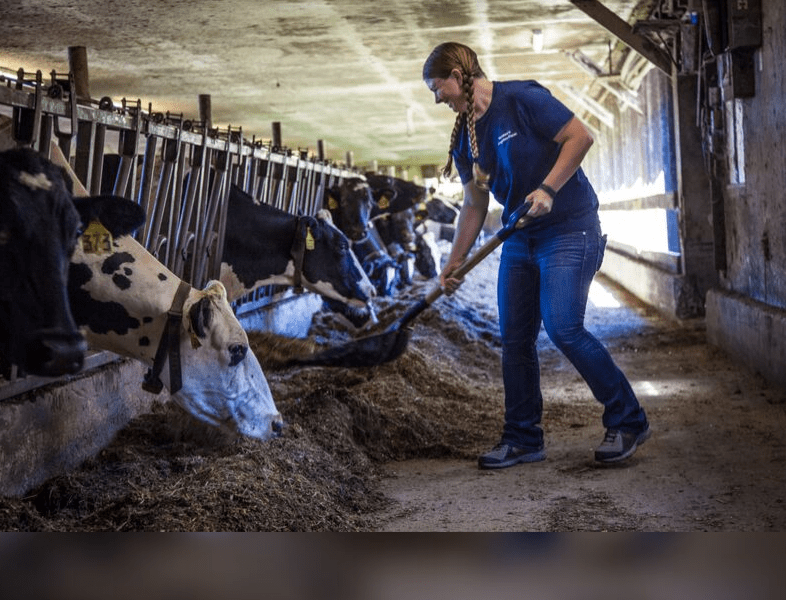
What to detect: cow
<box><xmin>0</xmin><ymin>147</ymin><xmax>88</xmax><ymax>378</ymax></box>
<box><xmin>324</xmin><ymin>177</ymin><xmax>374</xmax><ymax>242</ymax></box>
<box><xmin>220</xmin><ymin>185</ymin><xmax>376</xmax><ymax>328</ymax></box>
<box><xmin>423</xmin><ymin>194</ymin><xmax>460</xmax><ymax>225</ymax></box>
<box><xmin>364</xmin><ymin>172</ymin><xmax>429</xmax><ymax>218</ymax></box>
<box><xmin>371</xmin><ymin>209</ymin><xmax>417</xmax><ymax>286</ymax></box>
<box><xmin>350</xmin><ymin>220</ymin><xmax>401</xmax><ymax>297</ymax></box>
<box><xmin>50</xmin><ymin>148</ymin><xmax>283</xmax><ymax>442</ymax></box>
<box><xmin>414</xmin><ymin>230</ymin><xmax>442</xmax><ymax>279</ymax></box>
<box><xmin>67</xmin><ymin>204</ymin><xmax>283</xmax><ymax>441</ymax></box>
<box><xmin>373</xmin><ymin>208</ymin><xmax>443</xmax><ymax>281</ymax></box>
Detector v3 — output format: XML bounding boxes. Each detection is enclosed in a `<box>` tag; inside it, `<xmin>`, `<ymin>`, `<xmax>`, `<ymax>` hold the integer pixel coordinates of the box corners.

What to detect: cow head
<box><xmin>423</xmin><ymin>195</ymin><xmax>460</xmax><ymax>224</ymax></box>
<box><xmin>325</xmin><ymin>177</ymin><xmax>374</xmax><ymax>241</ymax></box>
<box><xmin>352</xmin><ymin>221</ymin><xmax>401</xmax><ymax>297</ymax></box>
<box><xmin>177</xmin><ymin>281</ymin><xmax>282</xmax><ymax>440</ymax></box>
<box><xmin>67</xmin><ymin>206</ymin><xmax>282</xmax><ymax>441</ymax></box>
<box><xmin>364</xmin><ymin>173</ymin><xmax>429</xmax><ymax>218</ymax></box>
<box><xmin>0</xmin><ymin>148</ymin><xmax>87</xmax><ymax>377</ymax></box>
<box><xmin>298</xmin><ymin>209</ymin><xmax>377</xmax><ymax>325</ymax></box>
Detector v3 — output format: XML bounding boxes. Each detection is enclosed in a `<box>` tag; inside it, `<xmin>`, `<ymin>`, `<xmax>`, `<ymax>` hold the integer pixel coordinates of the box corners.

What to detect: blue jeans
<box><xmin>497</xmin><ymin>225</ymin><xmax>648</xmax><ymax>450</ymax></box>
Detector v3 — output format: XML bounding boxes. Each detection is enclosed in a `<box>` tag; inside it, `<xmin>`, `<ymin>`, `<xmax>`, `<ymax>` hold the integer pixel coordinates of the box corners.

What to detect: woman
<box><xmin>422</xmin><ymin>42</ymin><xmax>650</xmax><ymax>468</ymax></box>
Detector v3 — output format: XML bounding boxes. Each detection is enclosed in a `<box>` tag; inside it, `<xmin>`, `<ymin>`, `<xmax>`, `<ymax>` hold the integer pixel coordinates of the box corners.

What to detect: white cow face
<box><xmin>68</xmin><ymin>228</ymin><xmax>282</xmax><ymax>441</ymax></box>
<box><xmin>174</xmin><ymin>281</ymin><xmax>282</xmax><ymax>440</ymax></box>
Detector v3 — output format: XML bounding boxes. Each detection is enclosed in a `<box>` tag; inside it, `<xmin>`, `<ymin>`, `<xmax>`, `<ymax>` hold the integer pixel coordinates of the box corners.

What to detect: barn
<box><xmin>0</xmin><ymin>0</ymin><xmax>784</xmax><ymax>543</ymax></box>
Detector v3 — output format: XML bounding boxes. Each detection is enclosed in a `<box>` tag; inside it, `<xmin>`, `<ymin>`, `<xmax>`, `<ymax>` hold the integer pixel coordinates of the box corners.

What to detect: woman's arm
<box><xmin>526</xmin><ymin>115</ymin><xmax>594</xmax><ymax>217</ymax></box>
<box><xmin>440</xmin><ymin>179</ymin><xmax>490</xmax><ymax>294</ymax></box>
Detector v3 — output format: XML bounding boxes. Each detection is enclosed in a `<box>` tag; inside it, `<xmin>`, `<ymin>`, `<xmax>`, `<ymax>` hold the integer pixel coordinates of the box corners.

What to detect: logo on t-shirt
<box><xmin>497</xmin><ymin>130</ymin><xmax>518</xmax><ymax>145</ymax></box>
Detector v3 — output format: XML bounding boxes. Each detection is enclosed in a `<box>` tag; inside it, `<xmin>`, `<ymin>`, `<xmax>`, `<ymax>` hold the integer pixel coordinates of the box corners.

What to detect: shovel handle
<box><xmin>390</xmin><ymin>203</ymin><xmax>533</xmax><ymax>331</ymax></box>
<box><xmin>423</xmin><ymin>202</ymin><xmax>533</xmax><ymax>305</ymax></box>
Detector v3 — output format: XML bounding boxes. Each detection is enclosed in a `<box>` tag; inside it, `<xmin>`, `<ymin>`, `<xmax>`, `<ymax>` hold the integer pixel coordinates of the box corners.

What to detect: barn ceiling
<box><xmin>0</xmin><ymin>0</ymin><xmax>661</xmax><ymax>172</ymax></box>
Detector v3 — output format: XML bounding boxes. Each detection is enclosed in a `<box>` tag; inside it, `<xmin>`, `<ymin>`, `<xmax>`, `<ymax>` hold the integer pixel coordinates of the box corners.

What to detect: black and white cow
<box><xmin>50</xmin><ymin>150</ymin><xmax>283</xmax><ymax>441</ymax></box>
<box><xmin>67</xmin><ymin>202</ymin><xmax>283</xmax><ymax>441</ymax></box>
<box><xmin>1</xmin><ymin>148</ymin><xmax>88</xmax><ymax>377</ymax></box>
<box><xmin>221</xmin><ymin>185</ymin><xmax>376</xmax><ymax>328</ymax></box>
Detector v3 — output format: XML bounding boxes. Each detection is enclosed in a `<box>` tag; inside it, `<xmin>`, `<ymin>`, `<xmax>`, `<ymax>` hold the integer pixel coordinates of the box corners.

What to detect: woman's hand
<box><xmin>525</xmin><ymin>186</ymin><xmax>554</xmax><ymax>218</ymax></box>
<box><xmin>439</xmin><ymin>257</ymin><xmax>466</xmax><ymax>295</ymax></box>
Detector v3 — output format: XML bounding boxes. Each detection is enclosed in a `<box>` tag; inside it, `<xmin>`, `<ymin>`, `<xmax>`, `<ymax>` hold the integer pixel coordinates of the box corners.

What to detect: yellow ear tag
<box><xmin>305</xmin><ymin>227</ymin><xmax>315</xmax><ymax>250</ymax></box>
<box><xmin>81</xmin><ymin>220</ymin><xmax>113</xmax><ymax>255</ymax></box>
<box><xmin>378</xmin><ymin>195</ymin><xmax>390</xmax><ymax>210</ymax></box>
<box><xmin>328</xmin><ymin>196</ymin><xmax>339</xmax><ymax>210</ymax></box>
<box><xmin>189</xmin><ymin>331</ymin><xmax>202</xmax><ymax>349</ymax></box>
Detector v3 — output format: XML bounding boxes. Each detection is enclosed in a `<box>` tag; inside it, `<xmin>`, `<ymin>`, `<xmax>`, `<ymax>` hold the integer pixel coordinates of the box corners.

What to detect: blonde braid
<box><xmin>442</xmin><ymin>113</ymin><xmax>463</xmax><ymax>178</ymax></box>
<box><xmin>463</xmin><ymin>71</ymin><xmax>490</xmax><ymax>189</ymax></box>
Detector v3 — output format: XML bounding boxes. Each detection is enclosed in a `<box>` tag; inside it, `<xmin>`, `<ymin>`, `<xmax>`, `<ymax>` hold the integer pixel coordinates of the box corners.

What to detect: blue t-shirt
<box><xmin>453</xmin><ymin>80</ymin><xmax>599</xmax><ymax>237</ymax></box>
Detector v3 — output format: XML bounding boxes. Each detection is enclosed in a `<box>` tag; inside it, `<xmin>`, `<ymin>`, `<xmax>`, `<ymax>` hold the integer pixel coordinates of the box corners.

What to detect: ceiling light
<box><xmin>532</xmin><ymin>29</ymin><xmax>544</xmax><ymax>53</ymax></box>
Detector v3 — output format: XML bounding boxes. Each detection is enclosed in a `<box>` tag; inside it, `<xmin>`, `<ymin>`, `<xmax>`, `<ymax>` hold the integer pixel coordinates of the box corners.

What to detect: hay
<box><xmin>0</xmin><ymin>275</ymin><xmax>511</xmax><ymax>531</ymax></box>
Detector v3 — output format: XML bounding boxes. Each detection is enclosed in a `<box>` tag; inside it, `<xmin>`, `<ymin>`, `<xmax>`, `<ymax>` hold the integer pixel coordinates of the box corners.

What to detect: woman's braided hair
<box><xmin>423</xmin><ymin>42</ymin><xmax>489</xmax><ymax>188</ymax></box>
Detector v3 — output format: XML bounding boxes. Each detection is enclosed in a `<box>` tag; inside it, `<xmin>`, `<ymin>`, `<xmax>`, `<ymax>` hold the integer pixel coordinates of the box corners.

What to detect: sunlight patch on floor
<box><xmin>634</xmin><ymin>380</ymin><xmax>665</xmax><ymax>397</ymax></box>
<box><xmin>588</xmin><ymin>279</ymin><xmax>621</xmax><ymax>308</ymax></box>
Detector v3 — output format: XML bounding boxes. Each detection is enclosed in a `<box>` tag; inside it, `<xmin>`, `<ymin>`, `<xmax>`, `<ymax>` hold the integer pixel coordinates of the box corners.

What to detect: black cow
<box><xmin>350</xmin><ymin>220</ymin><xmax>401</xmax><ymax>297</ymax></box>
<box><xmin>221</xmin><ymin>185</ymin><xmax>376</xmax><ymax>326</ymax></box>
<box><xmin>423</xmin><ymin>194</ymin><xmax>460</xmax><ymax>224</ymax></box>
<box><xmin>0</xmin><ymin>148</ymin><xmax>87</xmax><ymax>377</ymax></box>
<box><xmin>0</xmin><ymin>148</ymin><xmax>146</xmax><ymax>378</ymax></box>
<box><xmin>364</xmin><ymin>172</ymin><xmax>429</xmax><ymax>218</ymax></box>
<box><xmin>325</xmin><ymin>177</ymin><xmax>374</xmax><ymax>241</ymax></box>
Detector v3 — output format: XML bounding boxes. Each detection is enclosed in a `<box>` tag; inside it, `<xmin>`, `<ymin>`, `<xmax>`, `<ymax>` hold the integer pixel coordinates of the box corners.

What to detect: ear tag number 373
<box><xmin>82</xmin><ymin>220</ymin><xmax>113</xmax><ymax>255</ymax></box>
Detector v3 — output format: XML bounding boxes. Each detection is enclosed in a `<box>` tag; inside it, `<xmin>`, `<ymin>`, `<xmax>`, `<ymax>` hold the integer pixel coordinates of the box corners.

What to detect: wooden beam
<box><xmin>569</xmin><ymin>0</ymin><xmax>673</xmax><ymax>76</ymax></box>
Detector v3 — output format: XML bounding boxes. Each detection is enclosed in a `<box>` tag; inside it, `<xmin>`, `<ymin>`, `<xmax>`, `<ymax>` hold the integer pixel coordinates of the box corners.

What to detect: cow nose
<box><xmin>228</xmin><ymin>343</ymin><xmax>248</xmax><ymax>366</ymax></box>
<box><xmin>32</xmin><ymin>331</ymin><xmax>88</xmax><ymax>376</ymax></box>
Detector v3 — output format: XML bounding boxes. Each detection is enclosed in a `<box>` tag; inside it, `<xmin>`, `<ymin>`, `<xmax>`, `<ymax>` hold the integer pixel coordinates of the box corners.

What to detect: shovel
<box><xmin>293</xmin><ymin>202</ymin><xmax>533</xmax><ymax>367</ymax></box>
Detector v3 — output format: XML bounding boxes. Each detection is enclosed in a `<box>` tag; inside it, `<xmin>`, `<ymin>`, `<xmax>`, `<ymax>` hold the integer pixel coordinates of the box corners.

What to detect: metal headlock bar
<box><xmin>0</xmin><ymin>64</ymin><xmax>362</xmax><ymax>401</ymax></box>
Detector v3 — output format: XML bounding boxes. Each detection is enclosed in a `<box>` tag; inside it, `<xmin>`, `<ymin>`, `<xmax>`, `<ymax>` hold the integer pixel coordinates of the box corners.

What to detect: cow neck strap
<box><xmin>142</xmin><ymin>280</ymin><xmax>192</xmax><ymax>395</ymax></box>
<box><xmin>290</xmin><ymin>217</ymin><xmax>308</xmax><ymax>293</ymax></box>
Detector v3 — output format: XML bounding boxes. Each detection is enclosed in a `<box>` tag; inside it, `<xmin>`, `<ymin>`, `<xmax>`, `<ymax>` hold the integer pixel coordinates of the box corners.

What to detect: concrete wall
<box><xmin>705</xmin><ymin>0</ymin><xmax>786</xmax><ymax>391</ymax></box>
<box><xmin>0</xmin><ymin>359</ymin><xmax>161</xmax><ymax>497</ymax></box>
<box><xmin>235</xmin><ymin>290</ymin><xmax>325</xmax><ymax>338</ymax></box>
<box><xmin>590</xmin><ymin>1</ymin><xmax>785</xmax><ymax>392</ymax></box>
<box><xmin>706</xmin><ymin>289</ymin><xmax>786</xmax><ymax>391</ymax></box>
<box><xmin>718</xmin><ymin>0</ymin><xmax>786</xmax><ymax>308</ymax></box>
<box><xmin>0</xmin><ymin>292</ymin><xmax>323</xmax><ymax>497</ymax></box>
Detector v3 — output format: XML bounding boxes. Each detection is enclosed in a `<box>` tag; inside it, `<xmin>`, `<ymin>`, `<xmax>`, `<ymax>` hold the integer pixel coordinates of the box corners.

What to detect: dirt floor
<box><xmin>1</xmin><ymin>244</ymin><xmax>785</xmax><ymax>531</ymax></box>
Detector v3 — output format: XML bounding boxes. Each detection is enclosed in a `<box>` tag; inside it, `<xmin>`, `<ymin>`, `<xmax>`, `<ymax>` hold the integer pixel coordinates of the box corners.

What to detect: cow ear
<box><xmin>188</xmin><ymin>295</ymin><xmax>212</xmax><ymax>339</ymax></box>
<box><xmin>72</xmin><ymin>195</ymin><xmax>146</xmax><ymax>237</ymax></box>
<box><xmin>301</xmin><ymin>215</ymin><xmax>321</xmax><ymax>240</ymax></box>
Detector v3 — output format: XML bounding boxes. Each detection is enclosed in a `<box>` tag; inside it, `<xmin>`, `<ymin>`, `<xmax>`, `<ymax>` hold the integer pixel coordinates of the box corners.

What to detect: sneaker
<box><xmin>478</xmin><ymin>443</ymin><xmax>546</xmax><ymax>469</ymax></box>
<box><xmin>594</xmin><ymin>427</ymin><xmax>651</xmax><ymax>463</ymax></box>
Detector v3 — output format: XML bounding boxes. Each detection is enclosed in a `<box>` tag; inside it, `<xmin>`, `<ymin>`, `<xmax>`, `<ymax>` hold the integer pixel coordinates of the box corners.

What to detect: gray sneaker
<box><xmin>594</xmin><ymin>427</ymin><xmax>651</xmax><ymax>463</ymax></box>
<box><xmin>478</xmin><ymin>443</ymin><xmax>546</xmax><ymax>469</ymax></box>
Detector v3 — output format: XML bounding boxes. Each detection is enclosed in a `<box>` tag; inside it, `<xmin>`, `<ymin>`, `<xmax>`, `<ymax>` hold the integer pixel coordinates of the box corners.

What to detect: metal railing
<box><xmin>1</xmin><ymin>65</ymin><xmax>360</xmax><ymax>400</ymax></box>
